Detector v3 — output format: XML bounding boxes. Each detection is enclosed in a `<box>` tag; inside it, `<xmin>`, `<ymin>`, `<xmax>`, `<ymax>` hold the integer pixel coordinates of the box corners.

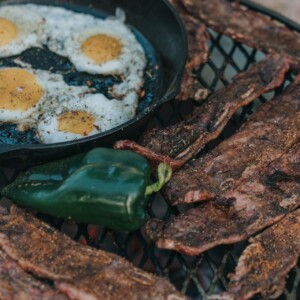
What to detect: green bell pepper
<box><xmin>2</xmin><ymin>148</ymin><xmax>172</xmax><ymax>231</ymax></box>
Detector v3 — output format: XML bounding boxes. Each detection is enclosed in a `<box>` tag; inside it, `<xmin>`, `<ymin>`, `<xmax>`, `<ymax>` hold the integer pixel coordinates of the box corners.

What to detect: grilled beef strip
<box><xmin>165</xmin><ymin>75</ymin><xmax>300</xmax><ymax>205</ymax></box>
<box><xmin>181</xmin><ymin>0</ymin><xmax>300</xmax><ymax>72</ymax></box>
<box><xmin>169</xmin><ymin>0</ymin><xmax>210</xmax><ymax>101</ymax></box>
<box><xmin>146</xmin><ymin>141</ymin><xmax>300</xmax><ymax>256</ymax></box>
<box><xmin>0</xmin><ymin>206</ymin><xmax>186</xmax><ymax>300</ymax></box>
<box><xmin>210</xmin><ymin>210</ymin><xmax>300</xmax><ymax>300</ymax></box>
<box><xmin>0</xmin><ymin>249</ymin><xmax>67</xmax><ymax>300</ymax></box>
<box><xmin>115</xmin><ymin>54</ymin><xmax>289</xmax><ymax>168</ymax></box>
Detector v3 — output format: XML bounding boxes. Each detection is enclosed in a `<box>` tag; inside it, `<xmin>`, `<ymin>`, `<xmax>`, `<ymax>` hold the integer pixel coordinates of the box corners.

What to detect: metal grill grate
<box><xmin>0</xmin><ymin>1</ymin><xmax>300</xmax><ymax>299</ymax></box>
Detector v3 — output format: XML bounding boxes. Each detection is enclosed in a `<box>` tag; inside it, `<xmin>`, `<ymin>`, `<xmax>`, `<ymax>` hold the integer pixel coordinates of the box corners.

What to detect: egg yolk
<box><xmin>0</xmin><ymin>68</ymin><xmax>43</xmax><ymax>111</ymax></box>
<box><xmin>0</xmin><ymin>18</ymin><xmax>18</xmax><ymax>47</ymax></box>
<box><xmin>58</xmin><ymin>111</ymin><xmax>96</xmax><ymax>136</ymax></box>
<box><xmin>81</xmin><ymin>34</ymin><xmax>122</xmax><ymax>64</ymax></box>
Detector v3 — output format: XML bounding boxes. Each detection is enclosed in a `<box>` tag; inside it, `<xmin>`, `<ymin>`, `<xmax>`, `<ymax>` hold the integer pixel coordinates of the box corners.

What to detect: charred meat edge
<box><xmin>115</xmin><ymin>54</ymin><xmax>289</xmax><ymax>168</ymax></box>
<box><xmin>0</xmin><ymin>248</ymin><xmax>67</xmax><ymax>300</ymax></box>
<box><xmin>182</xmin><ymin>0</ymin><xmax>300</xmax><ymax>71</ymax></box>
<box><xmin>165</xmin><ymin>74</ymin><xmax>300</xmax><ymax>205</ymax></box>
<box><xmin>145</xmin><ymin>141</ymin><xmax>300</xmax><ymax>256</ymax></box>
<box><xmin>0</xmin><ymin>205</ymin><xmax>187</xmax><ymax>300</ymax></box>
<box><xmin>211</xmin><ymin>210</ymin><xmax>300</xmax><ymax>300</ymax></box>
<box><xmin>169</xmin><ymin>0</ymin><xmax>210</xmax><ymax>101</ymax></box>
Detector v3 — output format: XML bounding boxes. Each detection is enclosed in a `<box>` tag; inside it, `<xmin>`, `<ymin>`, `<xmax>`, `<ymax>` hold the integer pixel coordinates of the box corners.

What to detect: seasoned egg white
<box><xmin>0</xmin><ymin>4</ymin><xmax>146</xmax><ymax>99</ymax></box>
<box><xmin>0</xmin><ymin>67</ymin><xmax>90</xmax><ymax>129</ymax></box>
<box><xmin>37</xmin><ymin>92</ymin><xmax>139</xmax><ymax>144</ymax></box>
<box><xmin>0</xmin><ymin>6</ymin><xmax>46</xmax><ymax>57</ymax></box>
<box><xmin>63</xmin><ymin>25</ymin><xmax>146</xmax><ymax>98</ymax></box>
<box><xmin>24</xmin><ymin>4</ymin><xmax>146</xmax><ymax>98</ymax></box>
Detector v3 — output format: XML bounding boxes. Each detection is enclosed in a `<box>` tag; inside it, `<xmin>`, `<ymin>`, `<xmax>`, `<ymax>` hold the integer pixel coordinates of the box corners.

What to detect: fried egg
<box><xmin>37</xmin><ymin>92</ymin><xmax>138</xmax><ymax>144</ymax></box>
<box><xmin>0</xmin><ymin>4</ymin><xmax>146</xmax><ymax>98</ymax></box>
<box><xmin>0</xmin><ymin>67</ymin><xmax>90</xmax><ymax>128</ymax></box>
<box><xmin>65</xmin><ymin>26</ymin><xmax>146</xmax><ymax>98</ymax></box>
<box><xmin>0</xmin><ymin>6</ymin><xmax>45</xmax><ymax>57</ymax></box>
<box><xmin>61</xmin><ymin>23</ymin><xmax>146</xmax><ymax>75</ymax></box>
<box><xmin>38</xmin><ymin>5</ymin><xmax>146</xmax><ymax>98</ymax></box>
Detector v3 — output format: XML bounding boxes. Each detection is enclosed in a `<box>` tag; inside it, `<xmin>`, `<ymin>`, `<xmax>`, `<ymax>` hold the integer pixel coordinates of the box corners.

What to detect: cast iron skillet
<box><xmin>0</xmin><ymin>0</ymin><xmax>187</xmax><ymax>167</ymax></box>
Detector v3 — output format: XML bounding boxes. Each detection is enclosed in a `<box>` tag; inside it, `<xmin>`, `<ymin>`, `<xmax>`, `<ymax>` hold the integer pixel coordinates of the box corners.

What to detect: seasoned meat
<box><xmin>165</xmin><ymin>75</ymin><xmax>300</xmax><ymax>205</ymax></box>
<box><xmin>212</xmin><ymin>210</ymin><xmax>300</xmax><ymax>300</ymax></box>
<box><xmin>181</xmin><ymin>0</ymin><xmax>300</xmax><ymax>71</ymax></box>
<box><xmin>169</xmin><ymin>0</ymin><xmax>210</xmax><ymax>101</ymax></box>
<box><xmin>115</xmin><ymin>54</ymin><xmax>289</xmax><ymax>168</ymax></box>
<box><xmin>0</xmin><ymin>206</ymin><xmax>186</xmax><ymax>300</ymax></box>
<box><xmin>0</xmin><ymin>249</ymin><xmax>66</xmax><ymax>300</ymax></box>
<box><xmin>145</xmin><ymin>142</ymin><xmax>300</xmax><ymax>256</ymax></box>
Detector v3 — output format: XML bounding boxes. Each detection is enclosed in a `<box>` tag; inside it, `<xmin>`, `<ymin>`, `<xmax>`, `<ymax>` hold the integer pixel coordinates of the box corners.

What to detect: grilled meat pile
<box><xmin>0</xmin><ymin>205</ymin><xmax>186</xmax><ymax>300</ymax></box>
<box><xmin>1</xmin><ymin>0</ymin><xmax>300</xmax><ymax>299</ymax></box>
<box><xmin>146</xmin><ymin>141</ymin><xmax>300</xmax><ymax>255</ymax></box>
<box><xmin>182</xmin><ymin>0</ymin><xmax>300</xmax><ymax>71</ymax></box>
<box><xmin>116</xmin><ymin>1</ymin><xmax>300</xmax><ymax>298</ymax></box>
<box><xmin>165</xmin><ymin>75</ymin><xmax>300</xmax><ymax>205</ymax></box>
<box><xmin>115</xmin><ymin>54</ymin><xmax>289</xmax><ymax>167</ymax></box>
<box><xmin>213</xmin><ymin>209</ymin><xmax>300</xmax><ymax>300</ymax></box>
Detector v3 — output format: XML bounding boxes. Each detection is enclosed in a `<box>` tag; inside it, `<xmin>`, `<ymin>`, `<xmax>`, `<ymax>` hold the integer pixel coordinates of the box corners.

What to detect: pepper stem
<box><xmin>145</xmin><ymin>163</ymin><xmax>172</xmax><ymax>196</ymax></box>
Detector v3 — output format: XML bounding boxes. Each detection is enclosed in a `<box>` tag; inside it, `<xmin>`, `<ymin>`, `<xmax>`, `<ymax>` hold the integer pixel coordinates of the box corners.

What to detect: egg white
<box><xmin>64</xmin><ymin>25</ymin><xmax>146</xmax><ymax>99</ymax></box>
<box><xmin>62</xmin><ymin>25</ymin><xmax>145</xmax><ymax>73</ymax></box>
<box><xmin>0</xmin><ymin>5</ymin><xmax>46</xmax><ymax>57</ymax></box>
<box><xmin>0</xmin><ymin>67</ymin><xmax>90</xmax><ymax>128</ymax></box>
<box><xmin>0</xmin><ymin>4</ymin><xmax>146</xmax><ymax>98</ymax></box>
<box><xmin>37</xmin><ymin>92</ymin><xmax>139</xmax><ymax>144</ymax></box>
<box><xmin>38</xmin><ymin>5</ymin><xmax>147</xmax><ymax>98</ymax></box>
